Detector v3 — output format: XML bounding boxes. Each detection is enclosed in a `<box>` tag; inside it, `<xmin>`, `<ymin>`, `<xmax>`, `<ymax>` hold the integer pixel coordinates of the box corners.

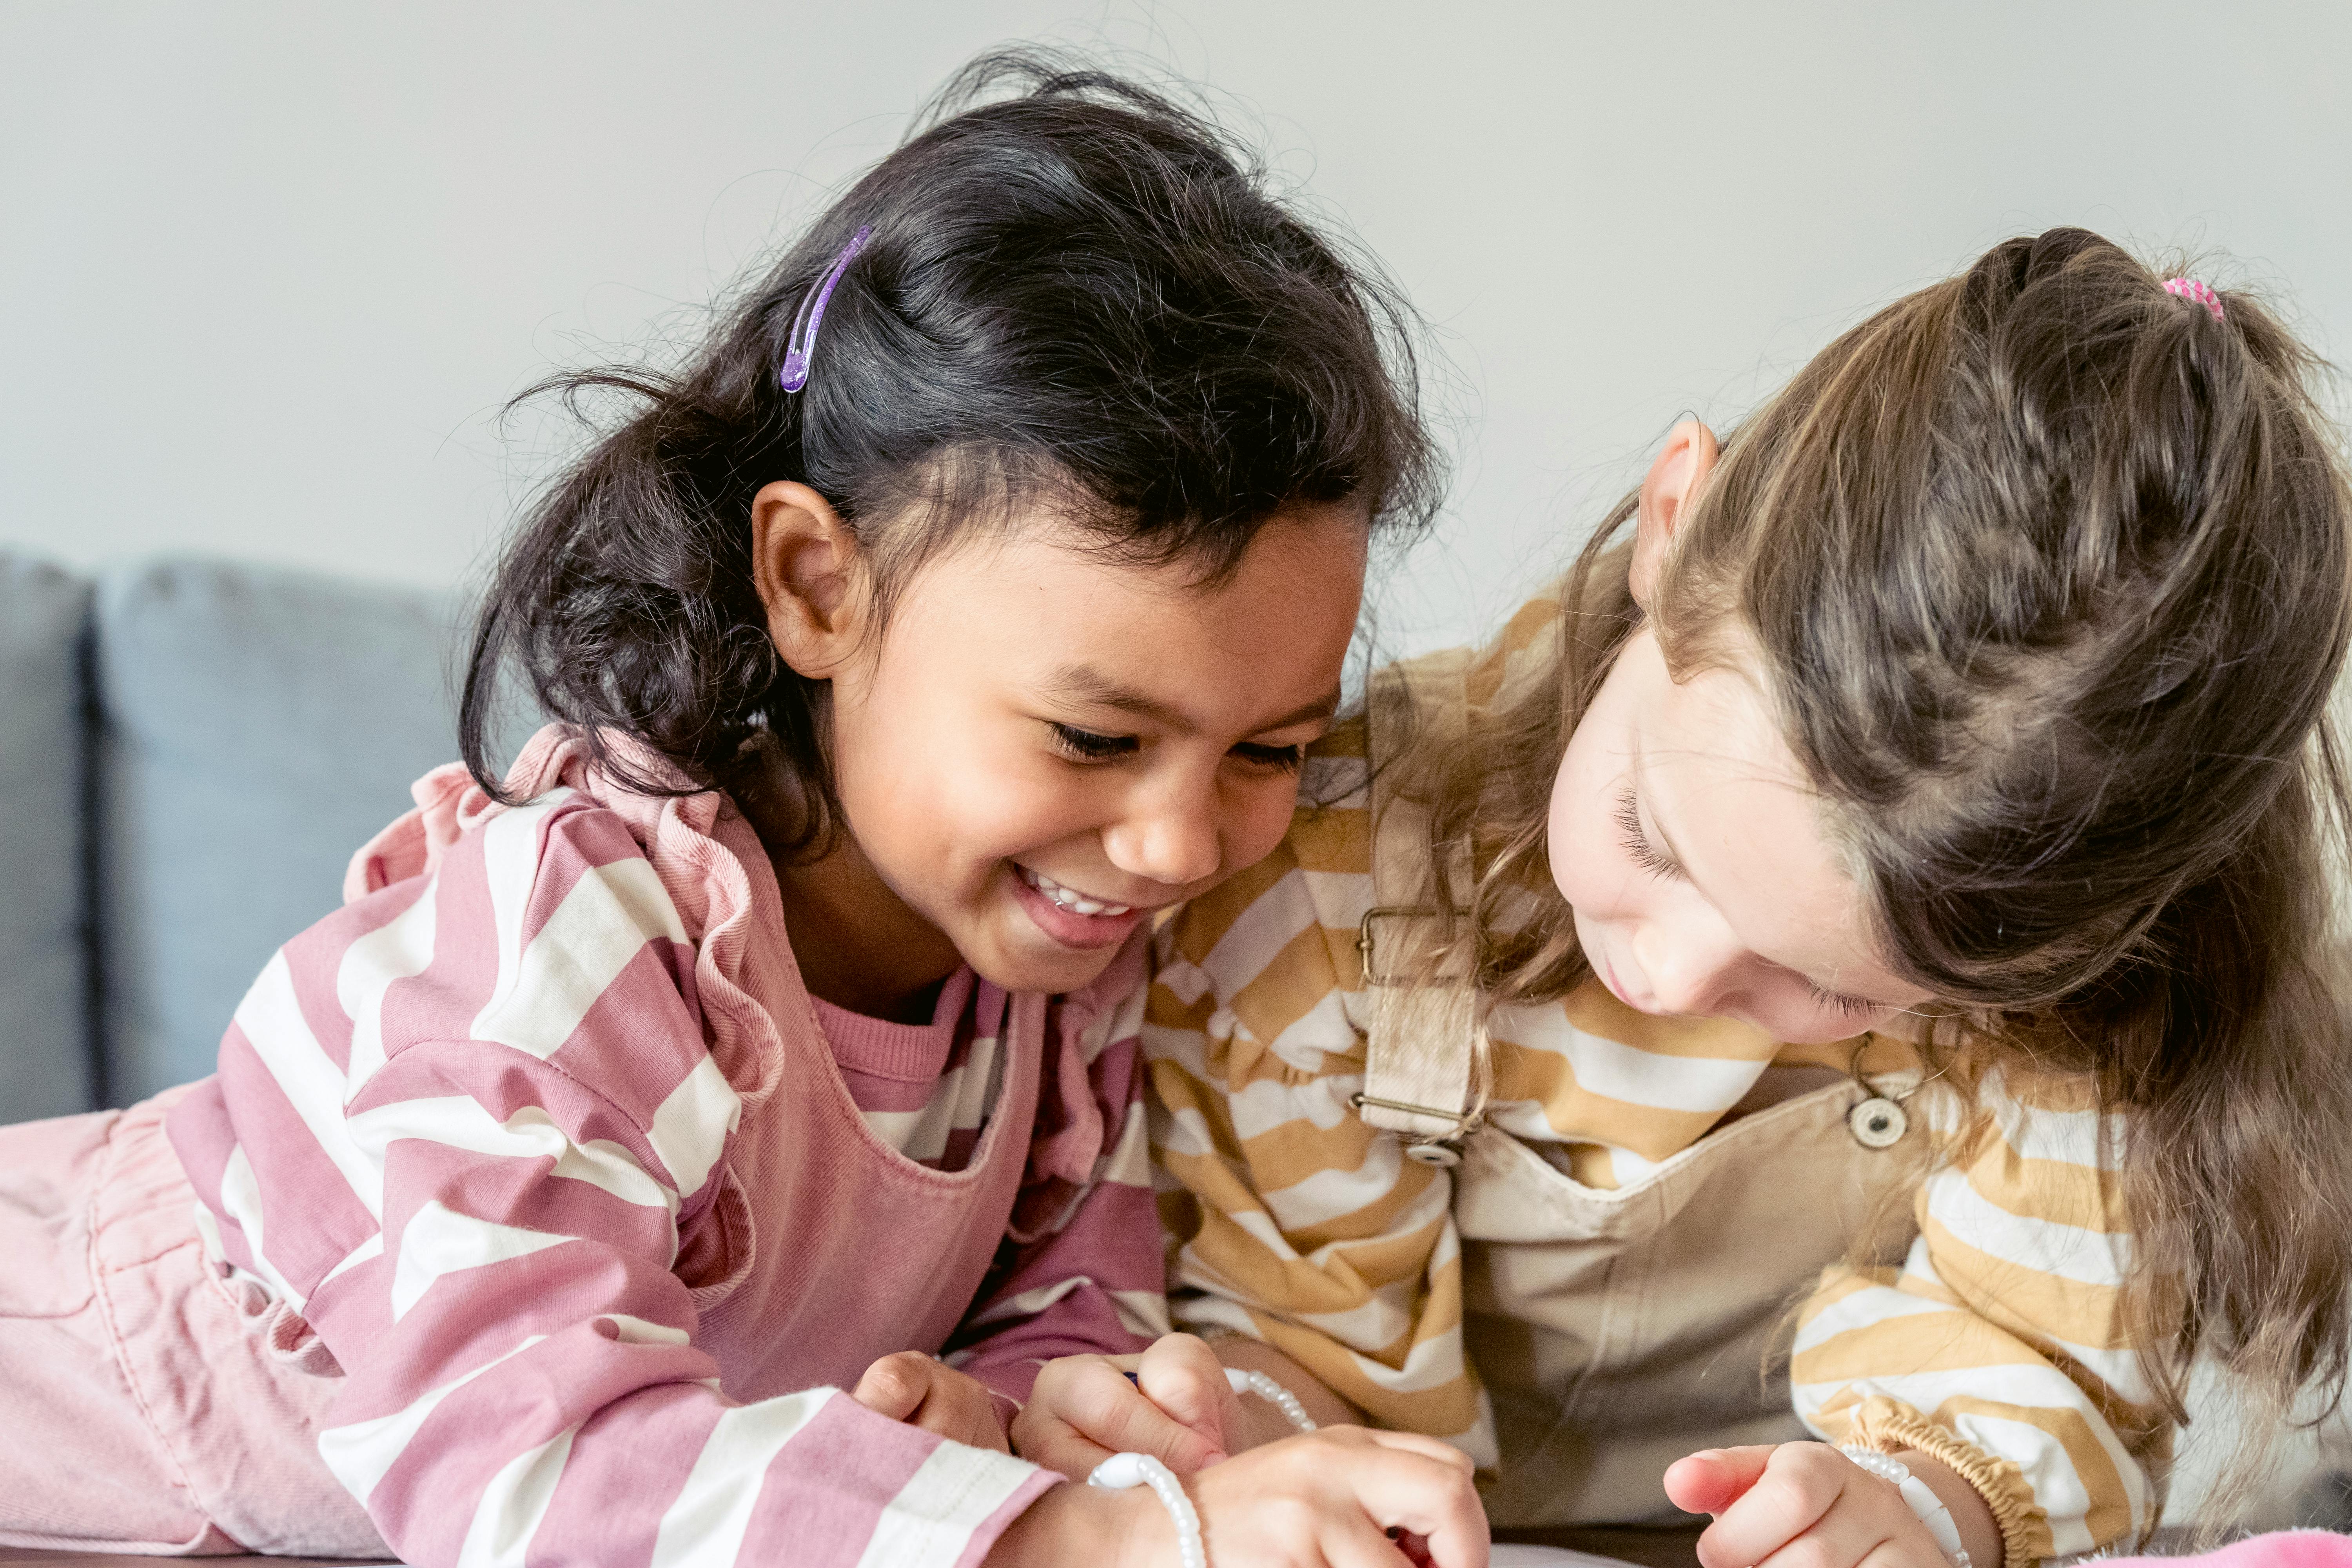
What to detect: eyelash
<box><xmin>1612</xmin><ymin>785</ymin><xmax>1681</xmax><ymax>879</ymax></box>
<box><xmin>1232</xmin><ymin>742</ymin><xmax>1307</xmax><ymax>773</ymax></box>
<box><xmin>1048</xmin><ymin>724</ymin><xmax>1305</xmax><ymax>774</ymax></box>
<box><xmin>1049</xmin><ymin>724</ymin><xmax>1140</xmax><ymax>763</ymax></box>
<box><xmin>1806</xmin><ymin>982</ymin><xmax>1883</xmax><ymax>1020</ymax></box>
<box><xmin>1613</xmin><ymin>784</ymin><xmax>1887</xmax><ymax>1022</ymax></box>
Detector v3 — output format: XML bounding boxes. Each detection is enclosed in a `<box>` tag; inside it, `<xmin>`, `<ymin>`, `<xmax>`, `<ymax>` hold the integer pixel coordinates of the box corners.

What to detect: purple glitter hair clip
<box><xmin>778</xmin><ymin>225</ymin><xmax>873</xmax><ymax>393</ymax></box>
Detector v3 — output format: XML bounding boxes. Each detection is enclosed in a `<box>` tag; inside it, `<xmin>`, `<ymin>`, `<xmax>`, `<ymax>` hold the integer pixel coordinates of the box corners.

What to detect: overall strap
<box><xmin>1356</xmin><ymin>652</ymin><xmax>1483</xmax><ymax>1168</ymax></box>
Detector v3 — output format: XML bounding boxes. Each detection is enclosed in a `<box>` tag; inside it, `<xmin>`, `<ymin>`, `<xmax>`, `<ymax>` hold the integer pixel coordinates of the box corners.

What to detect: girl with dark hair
<box><xmin>0</xmin><ymin>55</ymin><xmax>1486</xmax><ymax>1568</ymax></box>
<box><xmin>1082</xmin><ymin>232</ymin><xmax>2352</xmax><ymax>1568</ymax></box>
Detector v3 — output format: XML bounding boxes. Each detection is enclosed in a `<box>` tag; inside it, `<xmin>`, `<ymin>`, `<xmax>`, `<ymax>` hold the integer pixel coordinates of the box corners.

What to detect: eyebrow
<box><xmin>1048</xmin><ymin>663</ymin><xmax>1341</xmax><ymax>735</ymax></box>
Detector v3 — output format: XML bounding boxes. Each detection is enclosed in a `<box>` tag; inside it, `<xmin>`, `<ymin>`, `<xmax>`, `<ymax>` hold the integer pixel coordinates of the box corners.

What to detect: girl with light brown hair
<box><xmin>1012</xmin><ymin>229</ymin><xmax>2352</xmax><ymax>1568</ymax></box>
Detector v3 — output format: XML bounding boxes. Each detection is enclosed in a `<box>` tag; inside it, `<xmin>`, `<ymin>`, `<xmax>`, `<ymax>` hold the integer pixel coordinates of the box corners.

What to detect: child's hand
<box><xmin>1012</xmin><ymin>1333</ymin><xmax>1243</xmax><ymax>1480</ymax></box>
<box><xmin>985</xmin><ymin>1425</ymin><xmax>1489</xmax><ymax>1568</ymax></box>
<box><xmin>852</xmin><ymin>1350</ymin><xmax>1010</xmax><ymax>1454</ymax></box>
<box><xmin>1665</xmin><ymin>1443</ymin><xmax>1952</xmax><ymax>1568</ymax></box>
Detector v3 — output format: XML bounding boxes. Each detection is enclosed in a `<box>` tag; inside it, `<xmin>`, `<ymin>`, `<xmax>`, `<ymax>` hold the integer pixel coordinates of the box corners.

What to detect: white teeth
<box><xmin>1019</xmin><ymin>866</ymin><xmax>1132</xmax><ymax>918</ymax></box>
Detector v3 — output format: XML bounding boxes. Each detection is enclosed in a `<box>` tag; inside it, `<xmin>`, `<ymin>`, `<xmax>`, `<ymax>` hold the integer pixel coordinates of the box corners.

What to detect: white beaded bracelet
<box><xmin>1090</xmin><ymin>1452</ymin><xmax>1206</xmax><ymax>1568</ymax></box>
<box><xmin>1226</xmin><ymin>1367</ymin><xmax>1318</xmax><ymax>1433</ymax></box>
<box><xmin>1088</xmin><ymin>1367</ymin><xmax>1316</xmax><ymax>1568</ymax></box>
<box><xmin>1838</xmin><ymin>1447</ymin><xmax>1973</xmax><ymax>1568</ymax></box>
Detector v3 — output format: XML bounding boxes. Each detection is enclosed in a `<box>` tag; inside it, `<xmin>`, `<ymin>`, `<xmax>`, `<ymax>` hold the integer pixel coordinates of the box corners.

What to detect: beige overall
<box><xmin>1354</xmin><ymin>654</ymin><xmax>1926</xmax><ymax>1543</ymax></box>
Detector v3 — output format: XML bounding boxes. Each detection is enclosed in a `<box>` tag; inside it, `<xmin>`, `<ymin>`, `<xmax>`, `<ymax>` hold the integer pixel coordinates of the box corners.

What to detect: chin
<box><xmin>979</xmin><ymin>951</ymin><xmax>1122</xmax><ymax>998</ymax></box>
<box><xmin>962</xmin><ymin>927</ymin><xmax>1129</xmax><ymax>998</ymax></box>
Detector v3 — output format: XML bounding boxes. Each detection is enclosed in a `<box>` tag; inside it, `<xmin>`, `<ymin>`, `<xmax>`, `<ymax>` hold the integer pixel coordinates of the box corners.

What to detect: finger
<box><xmin>1753</xmin><ymin>1499</ymin><xmax>1895</xmax><ymax>1568</ymax></box>
<box><xmin>1698</xmin><ymin>1444</ymin><xmax>1849</xmax><ymax>1568</ymax></box>
<box><xmin>1357</xmin><ymin>1427</ymin><xmax>1480</xmax><ymax>1476</ymax></box>
<box><xmin>1320</xmin><ymin>1517</ymin><xmax>1415</xmax><ymax>1568</ymax></box>
<box><xmin>1136</xmin><ymin>1334</ymin><xmax>1241</xmax><ymax>1459</ymax></box>
<box><xmin>1854</xmin><ymin>1538</ymin><xmax>1931</xmax><ymax>1568</ymax></box>
<box><xmin>851</xmin><ymin>1351</ymin><xmax>933</xmax><ymax>1423</ymax></box>
<box><xmin>1057</xmin><ymin>1360</ymin><xmax>1226</xmax><ymax>1473</ymax></box>
<box><xmin>1010</xmin><ymin>1411</ymin><xmax>1119</xmax><ymax>1481</ymax></box>
<box><xmin>1666</xmin><ymin>1445</ymin><xmax>1781</xmax><ymax>1515</ymax></box>
<box><xmin>955</xmin><ymin>1397</ymin><xmax>1012</xmax><ymax>1455</ymax></box>
<box><xmin>1342</xmin><ymin>1447</ymin><xmax>1488</xmax><ymax>1568</ymax></box>
<box><xmin>904</xmin><ymin>1374</ymin><xmax>1008</xmax><ymax>1452</ymax></box>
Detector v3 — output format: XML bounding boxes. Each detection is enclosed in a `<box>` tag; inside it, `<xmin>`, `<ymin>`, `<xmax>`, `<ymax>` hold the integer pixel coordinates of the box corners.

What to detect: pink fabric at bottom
<box><xmin>2103</xmin><ymin>1533</ymin><xmax>2352</xmax><ymax>1568</ymax></box>
<box><xmin>0</xmin><ymin>1089</ymin><xmax>386</xmax><ymax>1557</ymax></box>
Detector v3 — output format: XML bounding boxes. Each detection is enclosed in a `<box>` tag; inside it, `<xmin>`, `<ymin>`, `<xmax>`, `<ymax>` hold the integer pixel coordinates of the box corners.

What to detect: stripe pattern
<box><xmin>812</xmin><ymin>974</ymin><xmax>1005</xmax><ymax>1172</ymax></box>
<box><xmin>165</xmin><ymin>740</ymin><xmax>1160</xmax><ymax>1568</ymax></box>
<box><xmin>1143</xmin><ymin>595</ymin><xmax>2155</xmax><ymax>1562</ymax></box>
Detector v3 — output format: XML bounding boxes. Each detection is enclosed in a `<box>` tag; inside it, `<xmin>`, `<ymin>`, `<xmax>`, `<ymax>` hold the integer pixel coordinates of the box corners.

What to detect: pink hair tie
<box><xmin>2163</xmin><ymin>276</ymin><xmax>2225</xmax><ymax>323</ymax></box>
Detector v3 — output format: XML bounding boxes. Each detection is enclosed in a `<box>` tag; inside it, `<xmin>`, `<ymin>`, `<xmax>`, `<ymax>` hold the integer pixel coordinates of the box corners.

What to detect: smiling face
<box><xmin>763</xmin><ymin>492</ymin><xmax>1365</xmax><ymax>1007</ymax></box>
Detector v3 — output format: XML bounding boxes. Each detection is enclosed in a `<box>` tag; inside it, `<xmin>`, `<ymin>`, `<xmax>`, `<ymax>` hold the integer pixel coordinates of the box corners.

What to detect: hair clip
<box><xmin>2163</xmin><ymin>276</ymin><xmax>2225</xmax><ymax>323</ymax></box>
<box><xmin>778</xmin><ymin>225</ymin><xmax>874</xmax><ymax>393</ymax></box>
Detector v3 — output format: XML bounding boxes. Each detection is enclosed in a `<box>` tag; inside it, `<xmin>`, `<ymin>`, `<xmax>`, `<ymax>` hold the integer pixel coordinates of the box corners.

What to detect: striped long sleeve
<box><xmin>1142</xmin><ymin>593</ymin><xmax>2160</xmax><ymax>1564</ymax></box>
<box><xmin>1794</xmin><ymin>1072</ymin><xmax>2159</xmax><ymax>1566</ymax></box>
<box><xmin>169</xmin><ymin>786</ymin><xmax>1054</xmax><ymax>1568</ymax></box>
<box><xmin>1145</xmin><ymin>726</ymin><xmax>1492</xmax><ymax>1457</ymax></box>
<box><xmin>952</xmin><ymin>969</ymin><xmax>1171</xmax><ymax>1403</ymax></box>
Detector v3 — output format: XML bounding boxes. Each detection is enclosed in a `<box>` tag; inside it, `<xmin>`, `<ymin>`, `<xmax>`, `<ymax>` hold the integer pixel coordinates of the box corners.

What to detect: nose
<box><xmin>1629</xmin><ymin>908</ymin><xmax>1746</xmax><ymax>1017</ymax></box>
<box><xmin>1102</xmin><ymin>769</ymin><xmax>1223</xmax><ymax>889</ymax></box>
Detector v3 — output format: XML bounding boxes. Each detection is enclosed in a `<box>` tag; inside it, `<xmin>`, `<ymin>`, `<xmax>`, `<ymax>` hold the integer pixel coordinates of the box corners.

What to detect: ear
<box><xmin>1628</xmin><ymin>420</ymin><xmax>1720</xmax><ymax>611</ymax></box>
<box><xmin>751</xmin><ymin>480</ymin><xmax>869</xmax><ymax>679</ymax></box>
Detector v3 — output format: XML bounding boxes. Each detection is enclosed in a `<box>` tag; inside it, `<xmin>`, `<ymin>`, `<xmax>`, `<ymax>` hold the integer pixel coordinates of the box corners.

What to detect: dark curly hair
<box><xmin>459</xmin><ymin>51</ymin><xmax>1438</xmax><ymax>850</ymax></box>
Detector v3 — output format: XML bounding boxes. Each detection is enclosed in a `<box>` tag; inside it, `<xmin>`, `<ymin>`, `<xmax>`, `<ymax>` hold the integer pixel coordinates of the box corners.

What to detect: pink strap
<box><xmin>2164</xmin><ymin>276</ymin><xmax>2225</xmax><ymax>322</ymax></box>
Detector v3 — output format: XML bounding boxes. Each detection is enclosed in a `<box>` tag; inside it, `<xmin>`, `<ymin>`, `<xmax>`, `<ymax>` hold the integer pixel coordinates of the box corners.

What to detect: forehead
<box><xmin>884</xmin><ymin>506</ymin><xmax>1367</xmax><ymax>714</ymax></box>
<box><xmin>1628</xmin><ymin>633</ymin><xmax>1912</xmax><ymax>995</ymax></box>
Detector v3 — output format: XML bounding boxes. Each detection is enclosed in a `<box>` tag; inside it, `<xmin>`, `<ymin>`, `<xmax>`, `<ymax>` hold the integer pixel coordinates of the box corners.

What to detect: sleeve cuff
<box><xmin>949</xmin><ymin>1459</ymin><xmax>1063</xmax><ymax>1568</ymax></box>
<box><xmin>1840</xmin><ymin>1396</ymin><xmax>2047</xmax><ymax>1568</ymax></box>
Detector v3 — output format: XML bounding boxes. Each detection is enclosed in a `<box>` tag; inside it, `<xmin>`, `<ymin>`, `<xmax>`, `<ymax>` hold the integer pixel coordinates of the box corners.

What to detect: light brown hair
<box><xmin>1399</xmin><ymin>229</ymin><xmax>2352</xmax><ymax>1463</ymax></box>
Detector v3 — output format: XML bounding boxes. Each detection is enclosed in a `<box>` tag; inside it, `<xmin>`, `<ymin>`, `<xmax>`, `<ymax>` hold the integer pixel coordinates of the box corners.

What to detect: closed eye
<box><xmin>1804</xmin><ymin>980</ymin><xmax>1883</xmax><ymax>1020</ymax></box>
<box><xmin>1231</xmin><ymin>740</ymin><xmax>1306</xmax><ymax>773</ymax></box>
<box><xmin>1612</xmin><ymin>784</ymin><xmax>1682</xmax><ymax>879</ymax></box>
<box><xmin>1049</xmin><ymin>723</ymin><xmax>1139</xmax><ymax>764</ymax></box>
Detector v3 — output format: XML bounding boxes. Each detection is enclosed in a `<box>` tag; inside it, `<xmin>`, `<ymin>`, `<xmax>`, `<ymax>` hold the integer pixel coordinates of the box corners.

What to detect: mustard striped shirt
<box><xmin>1143</xmin><ymin>596</ymin><xmax>2161</xmax><ymax>1568</ymax></box>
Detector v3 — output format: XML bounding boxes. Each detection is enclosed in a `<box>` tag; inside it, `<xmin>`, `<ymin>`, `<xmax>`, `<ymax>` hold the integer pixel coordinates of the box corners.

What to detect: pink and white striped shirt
<box><xmin>165</xmin><ymin>729</ymin><xmax>1167</xmax><ymax>1568</ymax></box>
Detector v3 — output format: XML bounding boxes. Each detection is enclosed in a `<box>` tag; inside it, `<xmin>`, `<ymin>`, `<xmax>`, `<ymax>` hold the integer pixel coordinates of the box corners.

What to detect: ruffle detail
<box><xmin>212</xmin><ymin>1266</ymin><xmax>344</xmax><ymax>1377</ymax></box>
<box><xmin>340</xmin><ymin>724</ymin><xmax>787</xmax><ymax>1113</ymax></box>
<box><xmin>1842</xmin><ymin>1394</ymin><xmax>2050</xmax><ymax>1568</ymax></box>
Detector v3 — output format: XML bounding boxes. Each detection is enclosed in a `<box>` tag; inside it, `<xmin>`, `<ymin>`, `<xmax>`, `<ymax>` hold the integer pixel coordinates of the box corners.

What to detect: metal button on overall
<box><xmin>1847</xmin><ymin>1095</ymin><xmax>1909</xmax><ymax>1149</ymax></box>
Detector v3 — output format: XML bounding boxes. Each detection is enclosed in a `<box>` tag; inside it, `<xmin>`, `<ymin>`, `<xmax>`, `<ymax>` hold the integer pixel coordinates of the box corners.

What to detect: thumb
<box><xmin>851</xmin><ymin>1352</ymin><xmax>931</xmax><ymax>1423</ymax></box>
<box><xmin>1135</xmin><ymin>1335</ymin><xmax>1238</xmax><ymax>1460</ymax></box>
<box><xmin>1664</xmin><ymin>1445</ymin><xmax>1777</xmax><ymax>1516</ymax></box>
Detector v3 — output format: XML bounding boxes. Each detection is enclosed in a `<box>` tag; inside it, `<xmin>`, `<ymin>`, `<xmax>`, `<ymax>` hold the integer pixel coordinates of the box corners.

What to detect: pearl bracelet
<box><xmin>1225</xmin><ymin>1367</ymin><xmax>1318</xmax><ymax>1433</ymax></box>
<box><xmin>1090</xmin><ymin>1452</ymin><xmax>1206</xmax><ymax>1568</ymax></box>
<box><xmin>1838</xmin><ymin>1447</ymin><xmax>1973</xmax><ymax>1568</ymax></box>
<box><xmin>1089</xmin><ymin>1368</ymin><xmax>1319</xmax><ymax>1568</ymax></box>
<box><xmin>1088</xmin><ymin>1370</ymin><xmax>1317</xmax><ymax>1568</ymax></box>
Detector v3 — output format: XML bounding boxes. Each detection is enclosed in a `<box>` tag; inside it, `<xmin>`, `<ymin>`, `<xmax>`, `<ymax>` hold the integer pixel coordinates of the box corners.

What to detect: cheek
<box><xmin>829</xmin><ymin>675</ymin><xmax>1065</xmax><ymax>864</ymax></box>
<box><xmin>1545</xmin><ymin>736</ymin><xmax>1632</xmax><ymax>915</ymax></box>
<box><xmin>1223</xmin><ymin>772</ymin><xmax>1307</xmax><ymax>872</ymax></box>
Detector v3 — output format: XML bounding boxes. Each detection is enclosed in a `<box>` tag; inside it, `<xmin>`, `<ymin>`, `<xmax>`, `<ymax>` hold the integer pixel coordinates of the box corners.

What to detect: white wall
<box><xmin>5</xmin><ymin>1</ymin><xmax>2347</xmax><ymax>654</ymax></box>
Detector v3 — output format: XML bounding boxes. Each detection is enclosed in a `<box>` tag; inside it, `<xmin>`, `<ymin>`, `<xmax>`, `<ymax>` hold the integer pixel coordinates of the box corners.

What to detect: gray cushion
<box><xmin>0</xmin><ymin>554</ymin><xmax>97</xmax><ymax>1122</ymax></box>
<box><xmin>93</xmin><ymin>558</ymin><xmax>504</xmax><ymax>1103</ymax></box>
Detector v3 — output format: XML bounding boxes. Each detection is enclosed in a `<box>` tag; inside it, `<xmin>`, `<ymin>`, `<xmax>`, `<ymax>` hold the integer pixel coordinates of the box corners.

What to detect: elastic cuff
<box><xmin>1843</xmin><ymin>1401</ymin><xmax>2044</xmax><ymax>1568</ymax></box>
